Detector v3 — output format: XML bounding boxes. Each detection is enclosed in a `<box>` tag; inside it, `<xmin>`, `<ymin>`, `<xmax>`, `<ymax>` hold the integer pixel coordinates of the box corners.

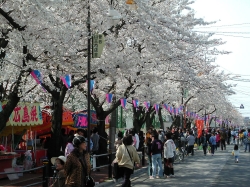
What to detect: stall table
<box><xmin>15</xmin><ymin>149</ymin><xmax>47</xmax><ymax>166</ymax></box>
<box><xmin>0</xmin><ymin>154</ymin><xmax>21</xmax><ymax>179</ymax></box>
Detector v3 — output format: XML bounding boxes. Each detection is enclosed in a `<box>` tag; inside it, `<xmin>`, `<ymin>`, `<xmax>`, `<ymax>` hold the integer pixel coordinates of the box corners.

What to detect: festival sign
<box><xmin>7</xmin><ymin>102</ymin><xmax>43</xmax><ymax>126</ymax></box>
<box><xmin>73</xmin><ymin>110</ymin><xmax>97</xmax><ymax>128</ymax></box>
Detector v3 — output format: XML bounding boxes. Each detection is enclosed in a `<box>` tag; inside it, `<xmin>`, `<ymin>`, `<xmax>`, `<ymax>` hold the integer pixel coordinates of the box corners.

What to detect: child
<box><xmin>232</xmin><ymin>144</ymin><xmax>239</xmax><ymax>163</ymax></box>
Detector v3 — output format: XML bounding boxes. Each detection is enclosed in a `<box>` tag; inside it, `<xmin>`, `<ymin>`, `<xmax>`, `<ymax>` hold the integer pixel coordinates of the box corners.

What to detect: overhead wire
<box><xmin>196</xmin><ymin>23</ymin><xmax>250</xmax><ymax>29</ymax></box>
<box><xmin>193</xmin><ymin>31</ymin><xmax>250</xmax><ymax>39</ymax></box>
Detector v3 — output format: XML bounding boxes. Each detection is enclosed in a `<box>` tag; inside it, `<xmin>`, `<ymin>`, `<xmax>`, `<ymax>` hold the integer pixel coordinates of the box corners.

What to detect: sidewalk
<box><xmin>97</xmin><ymin>144</ymin><xmax>249</xmax><ymax>187</ymax></box>
<box><xmin>0</xmin><ymin>164</ymin><xmax>143</xmax><ymax>186</ymax></box>
<box><xmin>2</xmin><ymin>144</ymin><xmax>248</xmax><ymax>187</ymax></box>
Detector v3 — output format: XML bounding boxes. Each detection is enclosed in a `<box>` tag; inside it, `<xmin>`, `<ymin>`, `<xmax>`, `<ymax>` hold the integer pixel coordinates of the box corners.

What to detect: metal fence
<box><xmin>0</xmin><ymin>159</ymin><xmax>49</xmax><ymax>187</ymax></box>
<box><xmin>0</xmin><ymin>148</ymin><xmax>146</xmax><ymax>187</ymax></box>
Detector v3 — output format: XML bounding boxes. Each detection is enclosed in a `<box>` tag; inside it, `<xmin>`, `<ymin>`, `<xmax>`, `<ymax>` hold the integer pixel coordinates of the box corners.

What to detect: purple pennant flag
<box><xmin>174</xmin><ymin>108</ymin><xmax>179</xmax><ymax>115</ymax></box>
<box><xmin>168</xmin><ymin>106</ymin><xmax>173</xmax><ymax>113</ymax></box>
<box><xmin>106</xmin><ymin>93</ymin><xmax>113</xmax><ymax>104</ymax></box>
<box><xmin>144</xmin><ymin>101</ymin><xmax>150</xmax><ymax>112</ymax></box>
<box><xmin>120</xmin><ymin>98</ymin><xmax>127</xmax><ymax>109</ymax></box>
<box><xmin>90</xmin><ymin>80</ymin><xmax>95</xmax><ymax>92</ymax></box>
<box><xmin>86</xmin><ymin>80</ymin><xmax>95</xmax><ymax>93</ymax></box>
<box><xmin>133</xmin><ymin>99</ymin><xmax>139</xmax><ymax>108</ymax></box>
<box><xmin>61</xmin><ymin>74</ymin><xmax>71</xmax><ymax>89</ymax></box>
<box><xmin>179</xmin><ymin>105</ymin><xmax>183</xmax><ymax>111</ymax></box>
<box><xmin>163</xmin><ymin>104</ymin><xmax>168</xmax><ymax>111</ymax></box>
<box><xmin>154</xmin><ymin>104</ymin><xmax>159</xmax><ymax>115</ymax></box>
<box><xmin>31</xmin><ymin>70</ymin><xmax>43</xmax><ymax>84</ymax></box>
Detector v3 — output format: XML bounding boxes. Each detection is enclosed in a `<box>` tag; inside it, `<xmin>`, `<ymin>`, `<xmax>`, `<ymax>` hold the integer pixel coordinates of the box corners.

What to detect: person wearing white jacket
<box><xmin>164</xmin><ymin>133</ymin><xmax>176</xmax><ymax>178</ymax></box>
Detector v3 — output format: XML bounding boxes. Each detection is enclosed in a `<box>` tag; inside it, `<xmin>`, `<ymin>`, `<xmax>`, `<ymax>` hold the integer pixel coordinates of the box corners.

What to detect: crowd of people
<box><xmin>47</xmin><ymin>125</ymin><xmax>250</xmax><ymax>187</ymax></box>
<box><xmin>49</xmin><ymin>127</ymin><xmax>99</xmax><ymax>187</ymax></box>
<box><xmin>142</xmin><ymin>125</ymin><xmax>250</xmax><ymax>181</ymax></box>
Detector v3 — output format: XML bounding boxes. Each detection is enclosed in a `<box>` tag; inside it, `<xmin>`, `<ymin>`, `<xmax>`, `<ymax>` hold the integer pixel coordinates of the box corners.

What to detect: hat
<box><xmin>51</xmin><ymin>156</ymin><xmax>66</xmax><ymax>165</ymax></box>
<box><xmin>72</xmin><ymin>136</ymin><xmax>88</xmax><ymax>147</ymax></box>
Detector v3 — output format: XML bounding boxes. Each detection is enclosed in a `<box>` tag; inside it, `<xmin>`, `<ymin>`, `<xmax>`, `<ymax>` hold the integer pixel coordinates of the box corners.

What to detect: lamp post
<box><xmin>87</xmin><ymin>0</ymin><xmax>91</xmax><ymax>151</ymax></box>
<box><xmin>86</xmin><ymin>0</ymin><xmax>121</xmax><ymax>151</ymax></box>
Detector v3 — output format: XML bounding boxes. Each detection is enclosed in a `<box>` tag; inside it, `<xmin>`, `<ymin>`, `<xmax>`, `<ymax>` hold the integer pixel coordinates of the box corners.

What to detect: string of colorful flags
<box><xmin>29</xmin><ymin>71</ymin><xmax>237</xmax><ymax>126</ymax></box>
<box><xmin>30</xmin><ymin>70</ymin><xmax>95</xmax><ymax>91</ymax></box>
<box><xmin>106</xmin><ymin>95</ymin><xmax>237</xmax><ymax>126</ymax></box>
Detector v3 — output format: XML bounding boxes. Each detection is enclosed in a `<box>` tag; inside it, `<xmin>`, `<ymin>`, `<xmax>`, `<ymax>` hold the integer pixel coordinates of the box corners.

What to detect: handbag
<box><xmin>125</xmin><ymin>146</ymin><xmax>135</xmax><ymax>174</ymax></box>
<box><xmin>86</xmin><ymin>175</ymin><xmax>95</xmax><ymax>187</ymax></box>
<box><xmin>207</xmin><ymin>145</ymin><xmax>211</xmax><ymax>151</ymax></box>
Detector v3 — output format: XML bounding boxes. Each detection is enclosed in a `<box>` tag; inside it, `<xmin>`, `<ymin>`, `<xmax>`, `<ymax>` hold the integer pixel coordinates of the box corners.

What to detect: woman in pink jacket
<box><xmin>215</xmin><ymin>132</ymin><xmax>220</xmax><ymax>151</ymax></box>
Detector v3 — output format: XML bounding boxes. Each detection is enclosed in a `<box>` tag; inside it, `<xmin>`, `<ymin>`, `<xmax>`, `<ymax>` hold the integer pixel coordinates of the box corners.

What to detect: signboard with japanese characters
<box><xmin>7</xmin><ymin>103</ymin><xmax>43</xmax><ymax>126</ymax></box>
<box><xmin>73</xmin><ymin>110</ymin><xmax>97</xmax><ymax>128</ymax></box>
<box><xmin>92</xmin><ymin>34</ymin><xmax>105</xmax><ymax>58</ymax></box>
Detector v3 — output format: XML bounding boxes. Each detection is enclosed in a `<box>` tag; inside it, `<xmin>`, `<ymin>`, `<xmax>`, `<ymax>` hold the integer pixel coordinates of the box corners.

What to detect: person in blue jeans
<box><xmin>209</xmin><ymin>133</ymin><xmax>216</xmax><ymax>156</ymax></box>
<box><xmin>146</xmin><ymin>138</ymin><xmax>153</xmax><ymax>176</ymax></box>
<box><xmin>150</xmin><ymin>132</ymin><xmax>163</xmax><ymax>179</ymax></box>
<box><xmin>244</xmin><ymin>129</ymin><xmax>250</xmax><ymax>152</ymax></box>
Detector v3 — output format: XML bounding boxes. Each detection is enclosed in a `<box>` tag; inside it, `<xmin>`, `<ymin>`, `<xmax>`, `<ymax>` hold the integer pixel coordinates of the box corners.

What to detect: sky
<box><xmin>191</xmin><ymin>0</ymin><xmax>250</xmax><ymax>117</ymax></box>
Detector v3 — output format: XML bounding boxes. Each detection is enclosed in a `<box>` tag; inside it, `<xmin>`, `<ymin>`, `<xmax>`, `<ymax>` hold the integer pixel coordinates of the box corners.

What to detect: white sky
<box><xmin>191</xmin><ymin>0</ymin><xmax>250</xmax><ymax>117</ymax></box>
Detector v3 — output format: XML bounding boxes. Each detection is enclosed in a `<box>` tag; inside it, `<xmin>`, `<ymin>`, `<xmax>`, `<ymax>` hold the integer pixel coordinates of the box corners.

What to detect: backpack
<box><xmin>239</xmin><ymin>133</ymin><xmax>244</xmax><ymax>139</ymax></box>
<box><xmin>220</xmin><ymin>132</ymin><xmax>226</xmax><ymax>140</ymax></box>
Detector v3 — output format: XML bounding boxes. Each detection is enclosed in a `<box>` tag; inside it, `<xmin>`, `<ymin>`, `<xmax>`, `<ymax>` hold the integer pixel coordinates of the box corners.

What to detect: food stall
<box><xmin>0</xmin><ymin>102</ymin><xmax>43</xmax><ymax>178</ymax></box>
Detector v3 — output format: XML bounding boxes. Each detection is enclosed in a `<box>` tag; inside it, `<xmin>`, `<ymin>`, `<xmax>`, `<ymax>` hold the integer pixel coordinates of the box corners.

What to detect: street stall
<box><xmin>0</xmin><ymin>102</ymin><xmax>43</xmax><ymax>179</ymax></box>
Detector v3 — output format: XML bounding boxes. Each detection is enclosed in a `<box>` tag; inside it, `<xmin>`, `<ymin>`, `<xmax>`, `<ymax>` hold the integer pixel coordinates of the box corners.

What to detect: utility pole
<box><xmin>87</xmin><ymin>0</ymin><xmax>91</xmax><ymax>151</ymax></box>
<box><xmin>181</xmin><ymin>88</ymin><xmax>183</xmax><ymax>128</ymax></box>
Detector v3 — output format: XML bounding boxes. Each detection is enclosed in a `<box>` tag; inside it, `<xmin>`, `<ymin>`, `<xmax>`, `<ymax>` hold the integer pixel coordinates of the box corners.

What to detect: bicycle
<box><xmin>174</xmin><ymin>148</ymin><xmax>184</xmax><ymax>163</ymax></box>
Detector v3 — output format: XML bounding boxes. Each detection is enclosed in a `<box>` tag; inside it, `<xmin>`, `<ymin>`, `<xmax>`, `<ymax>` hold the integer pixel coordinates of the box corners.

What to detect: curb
<box><xmin>95</xmin><ymin>167</ymin><xmax>147</xmax><ymax>187</ymax></box>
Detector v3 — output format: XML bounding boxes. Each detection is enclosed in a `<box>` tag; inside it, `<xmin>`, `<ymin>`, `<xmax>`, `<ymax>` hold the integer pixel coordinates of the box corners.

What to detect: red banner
<box><xmin>196</xmin><ymin>120</ymin><xmax>204</xmax><ymax>138</ymax></box>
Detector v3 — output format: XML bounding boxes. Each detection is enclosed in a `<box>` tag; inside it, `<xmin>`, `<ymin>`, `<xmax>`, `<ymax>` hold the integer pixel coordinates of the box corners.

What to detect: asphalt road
<box><xmin>99</xmin><ymin>144</ymin><xmax>250</xmax><ymax>187</ymax></box>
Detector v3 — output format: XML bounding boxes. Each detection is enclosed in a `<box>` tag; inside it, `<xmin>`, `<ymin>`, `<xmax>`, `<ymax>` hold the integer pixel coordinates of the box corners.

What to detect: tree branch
<box><xmin>0</xmin><ymin>8</ymin><xmax>25</xmax><ymax>31</ymax></box>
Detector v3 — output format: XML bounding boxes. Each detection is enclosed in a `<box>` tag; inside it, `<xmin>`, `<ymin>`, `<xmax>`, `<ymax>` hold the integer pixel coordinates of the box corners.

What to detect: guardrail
<box><xmin>0</xmin><ymin>159</ymin><xmax>50</xmax><ymax>187</ymax></box>
<box><xmin>0</xmin><ymin>147</ymin><xmax>146</xmax><ymax>187</ymax></box>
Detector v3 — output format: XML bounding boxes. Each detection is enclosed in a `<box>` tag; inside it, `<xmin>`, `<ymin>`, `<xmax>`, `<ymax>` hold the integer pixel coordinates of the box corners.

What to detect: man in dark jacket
<box><xmin>146</xmin><ymin>138</ymin><xmax>153</xmax><ymax>177</ymax></box>
<box><xmin>91</xmin><ymin>127</ymin><xmax>100</xmax><ymax>171</ymax></box>
<box><xmin>150</xmin><ymin>133</ymin><xmax>163</xmax><ymax>179</ymax></box>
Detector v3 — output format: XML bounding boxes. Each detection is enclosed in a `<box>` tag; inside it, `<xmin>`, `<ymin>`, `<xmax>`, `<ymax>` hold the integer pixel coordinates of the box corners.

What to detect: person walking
<box><xmin>200</xmin><ymin>132</ymin><xmax>208</xmax><ymax>156</ymax></box>
<box><xmin>150</xmin><ymin>133</ymin><xmax>163</xmax><ymax>179</ymax></box>
<box><xmin>215</xmin><ymin>132</ymin><xmax>220</xmax><ymax>151</ymax></box>
<box><xmin>146</xmin><ymin>137</ymin><xmax>153</xmax><ymax>177</ymax></box>
<box><xmin>186</xmin><ymin>131</ymin><xmax>195</xmax><ymax>156</ymax></box>
<box><xmin>220</xmin><ymin>130</ymin><xmax>227</xmax><ymax>150</ymax></box>
<box><xmin>64</xmin><ymin>136</ymin><xmax>91</xmax><ymax>187</ymax></box>
<box><xmin>227</xmin><ymin>128</ymin><xmax>231</xmax><ymax>145</ymax></box>
<box><xmin>232</xmin><ymin>144</ymin><xmax>240</xmax><ymax>163</ymax></box>
<box><xmin>91</xmin><ymin>127</ymin><xmax>100</xmax><ymax>171</ymax></box>
<box><xmin>75</xmin><ymin>129</ymin><xmax>93</xmax><ymax>151</ymax></box>
<box><xmin>209</xmin><ymin>133</ymin><xmax>216</xmax><ymax>156</ymax></box>
<box><xmin>244</xmin><ymin>129</ymin><xmax>250</xmax><ymax>152</ymax></box>
<box><xmin>115</xmin><ymin>131</ymin><xmax>123</xmax><ymax>149</ymax></box>
<box><xmin>65</xmin><ymin>136</ymin><xmax>74</xmax><ymax>158</ymax></box>
<box><xmin>116</xmin><ymin>135</ymin><xmax>140</xmax><ymax>187</ymax></box>
<box><xmin>163</xmin><ymin>133</ymin><xmax>176</xmax><ymax>178</ymax></box>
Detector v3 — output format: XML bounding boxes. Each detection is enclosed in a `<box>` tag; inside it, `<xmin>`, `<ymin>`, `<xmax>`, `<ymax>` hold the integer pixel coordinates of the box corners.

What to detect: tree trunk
<box><xmin>145</xmin><ymin>109</ymin><xmax>155</xmax><ymax>130</ymax></box>
<box><xmin>0</xmin><ymin>70</ymin><xmax>25</xmax><ymax>133</ymax></box>
<box><xmin>95</xmin><ymin>109</ymin><xmax>108</xmax><ymax>165</ymax></box>
<box><xmin>0</xmin><ymin>92</ymin><xmax>20</xmax><ymax>133</ymax></box>
<box><xmin>47</xmin><ymin>87</ymin><xmax>67</xmax><ymax>161</ymax></box>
